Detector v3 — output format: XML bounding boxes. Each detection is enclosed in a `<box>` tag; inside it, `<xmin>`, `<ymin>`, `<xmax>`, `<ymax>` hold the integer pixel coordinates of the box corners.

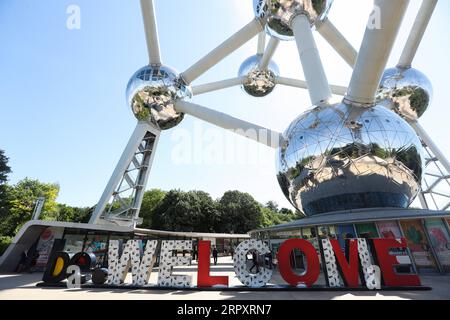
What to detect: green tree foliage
<box><xmin>0</xmin><ymin>150</ymin><xmax>12</xmax><ymax>231</ymax></box>
<box><xmin>217</xmin><ymin>191</ymin><xmax>262</xmax><ymax>234</ymax></box>
<box><xmin>0</xmin><ymin>178</ymin><xmax>60</xmax><ymax>237</ymax></box>
<box><xmin>152</xmin><ymin>190</ymin><xmax>220</xmax><ymax>232</ymax></box>
<box><xmin>0</xmin><ymin>150</ymin><xmax>11</xmax><ymax>186</ymax></box>
<box><xmin>260</xmin><ymin>202</ymin><xmax>299</xmax><ymax>228</ymax></box>
<box><xmin>56</xmin><ymin>204</ymin><xmax>92</xmax><ymax>223</ymax></box>
<box><xmin>139</xmin><ymin>189</ymin><xmax>166</xmax><ymax>229</ymax></box>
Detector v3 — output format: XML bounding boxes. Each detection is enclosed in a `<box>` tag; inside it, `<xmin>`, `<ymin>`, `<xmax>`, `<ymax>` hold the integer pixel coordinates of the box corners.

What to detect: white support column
<box><xmin>89</xmin><ymin>121</ymin><xmax>160</xmax><ymax>225</ymax></box>
<box><xmin>397</xmin><ymin>0</ymin><xmax>438</xmax><ymax>68</ymax></box>
<box><xmin>291</xmin><ymin>14</ymin><xmax>332</xmax><ymax>105</ymax></box>
<box><xmin>345</xmin><ymin>0</ymin><xmax>410</xmax><ymax>105</ymax></box>
<box><xmin>259</xmin><ymin>37</ymin><xmax>280</xmax><ymax>70</ymax></box>
<box><xmin>276</xmin><ymin>77</ymin><xmax>347</xmax><ymax>96</ymax></box>
<box><xmin>410</xmin><ymin>121</ymin><xmax>450</xmax><ymax>173</ymax></box>
<box><xmin>317</xmin><ymin>18</ymin><xmax>357</xmax><ymax>68</ymax></box>
<box><xmin>257</xmin><ymin>31</ymin><xmax>266</xmax><ymax>55</ymax></box>
<box><xmin>175</xmin><ymin>100</ymin><xmax>283</xmax><ymax>148</ymax></box>
<box><xmin>140</xmin><ymin>0</ymin><xmax>161</xmax><ymax>65</ymax></box>
<box><xmin>181</xmin><ymin>19</ymin><xmax>264</xmax><ymax>84</ymax></box>
<box><xmin>191</xmin><ymin>77</ymin><xmax>247</xmax><ymax>96</ymax></box>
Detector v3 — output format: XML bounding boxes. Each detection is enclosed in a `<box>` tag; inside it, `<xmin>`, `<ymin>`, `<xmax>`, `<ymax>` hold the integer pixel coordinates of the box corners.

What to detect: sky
<box><xmin>0</xmin><ymin>0</ymin><xmax>449</xmax><ymax>210</ymax></box>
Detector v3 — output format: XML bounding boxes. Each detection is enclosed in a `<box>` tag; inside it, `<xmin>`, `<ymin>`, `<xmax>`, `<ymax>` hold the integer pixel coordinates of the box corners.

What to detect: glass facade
<box><xmin>260</xmin><ymin>217</ymin><xmax>450</xmax><ymax>275</ymax></box>
<box><xmin>400</xmin><ymin>220</ymin><xmax>437</xmax><ymax>271</ymax></box>
<box><xmin>355</xmin><ymin>223</ymin><xmax>379</xmax><ymax>239</ymax></box>
<box><xmin>424</xmin><ymin>219</ymin><xmax>450</xmax><ymax>271</ymax></box>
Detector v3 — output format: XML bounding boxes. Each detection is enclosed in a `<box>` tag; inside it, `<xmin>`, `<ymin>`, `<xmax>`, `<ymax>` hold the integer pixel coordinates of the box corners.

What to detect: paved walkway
<box><xmin>0</xmin><ymin>257</ymin><xmax>449</xmax><ymax>300</ymax></box>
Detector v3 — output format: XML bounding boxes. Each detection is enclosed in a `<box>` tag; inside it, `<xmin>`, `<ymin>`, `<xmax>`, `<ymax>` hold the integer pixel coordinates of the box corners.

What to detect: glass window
<box><xmin>425</xmin><ymin>219</ymin><xmax>450</xmax><ymax>271</ymax></box>
<box><xmin>336</xmin><ymin>224</ymin><xmax>356</xmax><ymax>250</ymax></box>
<box><xmin>377</xmin><ymin>221</ymin><xmax>414</xmax><ymax>274</ymax></box>
<box><xmin>355</xmin><ymin>223</ymin><xmax>379</xmax><ymax>239</ymax></box>
<box><xmin>400</xmin><ymin>220</ymin><xmax>437</xmax><ymax>271</ymax></box>
<box><xmin>63</xmin><ymin>233</ymin><xmax>85</xmax><ymax>254</ymax></box>
<box><xmin>377</xmin><ymin>221</ymin><xmax>402</xmax><ymax>239</ymax></box>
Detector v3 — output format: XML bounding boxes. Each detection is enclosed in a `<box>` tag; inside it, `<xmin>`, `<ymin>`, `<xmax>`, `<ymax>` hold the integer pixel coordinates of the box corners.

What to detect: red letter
<box><xmin>330</xmin><ymin>239</ymin><xmax>360</xmax><ymax>287</ymax></box>
<box><xmin>277</xmin><ymin>239</ymin><xmax>320</xmax><ymax>287</ymax></box>
<box><xmin>372</xmin><ymin>238</ymin><xmax>421</xmax><ymax>286</ymax></box>
<box><xmin>197</xmin><ymin>241</ymin><xmax>228</xmax><ymax>287</ymax></box>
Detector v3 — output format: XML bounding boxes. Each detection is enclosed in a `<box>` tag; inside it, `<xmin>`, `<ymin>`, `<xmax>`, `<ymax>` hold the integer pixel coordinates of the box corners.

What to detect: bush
<box><xmin>0</xmin><ymin>236</ymin><xmax>12</xmax><ymax>256</ymax></box>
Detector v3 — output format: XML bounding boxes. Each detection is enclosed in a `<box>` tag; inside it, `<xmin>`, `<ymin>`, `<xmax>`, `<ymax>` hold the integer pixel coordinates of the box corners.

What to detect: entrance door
<box><xmin>425</xmin><ymin>219</ymin><xmax>450</xmax><ymax>272</ymax></box>
<box><xmin>400</xmin><ymin>220</ymin><xmax>438</xmax><ymax>272</ymax></box>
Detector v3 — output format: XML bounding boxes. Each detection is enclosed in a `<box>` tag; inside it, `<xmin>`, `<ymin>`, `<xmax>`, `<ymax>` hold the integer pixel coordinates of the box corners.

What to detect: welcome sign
<box><xmin>42</xmin><ymin>238</ymin><xmax>422</xmax><ymax>290</ymax></box>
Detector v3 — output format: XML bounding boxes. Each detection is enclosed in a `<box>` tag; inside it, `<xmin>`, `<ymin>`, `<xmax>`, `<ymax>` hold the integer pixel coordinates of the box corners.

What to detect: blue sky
<box><xmin>0</xmin><ymin>0</ymin><xmax>449</xmax><ymax>210</ymax></box>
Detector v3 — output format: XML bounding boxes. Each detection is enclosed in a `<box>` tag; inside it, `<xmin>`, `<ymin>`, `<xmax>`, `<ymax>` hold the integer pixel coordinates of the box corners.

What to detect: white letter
<box><xmin>357</xmin><ymin>238</ymin><xmax>381</xmax><ymax>290</ymax></box>
<box><xmin>66</xmin><ymin>265</ymin><xmax>81</xmax><ymax>289</ymax></box>
<box><xmin>158</xmin><ymin>240</ymin><xmax>192</xmax><ymax>287</ymax></box>
<box><xmin>66</xmin><ymin>5</ymin><xmax>81</xmax><ymax>30</ymax></box>
<box><xmin>107</xmin><ymin>240</ymin><xmax>158</xmax><ymax>285</ymax></box>
<box><xmin>321</xmin><ymin>239</ymin><xmax>342</xmax><ymax>287</ymax></box>
<box><xmin>367</xmin><ymin>5</ymin><xmax>381</xmax><ymax>30</ymax></box>
<box><xmin>233</xmin><ymin>239</ymin><xmax>273</xmax><ymax>288</ymax></box>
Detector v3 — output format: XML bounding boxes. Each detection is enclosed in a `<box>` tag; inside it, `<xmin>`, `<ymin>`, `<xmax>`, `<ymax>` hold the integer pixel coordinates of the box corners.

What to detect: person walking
<box><xmin>212</xmin><ymin>246</ymin><xmax>218</xmax><ymax>265</ymax></box>
<box><xmin>249</xmin><ymin>250</ymin><xmax>260</xmax><ymax>273</ymax></box>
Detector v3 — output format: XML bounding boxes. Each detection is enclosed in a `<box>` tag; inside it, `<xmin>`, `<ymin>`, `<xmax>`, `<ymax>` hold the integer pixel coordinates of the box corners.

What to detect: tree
<box><xmin>151</xmin><ymin>190</ymin><xmax>219</xmax><ymax>232</ymax></box>
<box><xmin>0</xmin><ymin>150</ymin><xmax>12</xmax><ymax>232</ymax></box>
<box><xmin>0</xmin><ymin>150</ymin><xmax>11</xmax><ymax>186</ymax></box>
<box><xmin>56</xmin><ymin>204</ymin><xmax>91</xmax><ymax>223</ymax></box>
<box><xmin>265</xmin><ymin>201</ymin><xmax>279</xmax><ymax>212</ymax></box>
<box><xmin>0</xmin><ymin>178</ymin><xmax>60</xmax><ymax>237</ymax></box>
<box><xmin>217</xmin><ymin>191</ymin><xmax>262</xmax><ymax>234</ymax></box>
<box><xmin>139</xmin><ymin>189</ymin><xmax>166</xmax><ymax>229</ymax></box>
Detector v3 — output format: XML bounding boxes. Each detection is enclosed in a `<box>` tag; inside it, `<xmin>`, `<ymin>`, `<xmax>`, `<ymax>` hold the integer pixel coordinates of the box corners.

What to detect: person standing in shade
<box><xmin>249</xmin><ymin>250</ymin><xmax>260</xmax><ymax>273</ymax></box>
<box><xmin>192</xmin><ymin>246</ymin><xmax>198</xmax><ymax>261</ymax></box>
<box><xmin>212</xmin><ymin>246</ymin><xmax>218</xmax><ymax>265</ymax></box>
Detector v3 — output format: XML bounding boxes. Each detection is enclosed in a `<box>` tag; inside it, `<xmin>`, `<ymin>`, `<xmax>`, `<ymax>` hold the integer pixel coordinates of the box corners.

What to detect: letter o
<box><xmin>277</xmin><ymin>239</ymin><xmax>320</xmax><ymax>287</ymax></box>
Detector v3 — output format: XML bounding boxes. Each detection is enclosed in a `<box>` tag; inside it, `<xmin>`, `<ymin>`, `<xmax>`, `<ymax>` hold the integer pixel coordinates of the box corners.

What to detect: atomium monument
<box><xmin>2</xmin><ymin>0</ymin><xmax>450</xmax><ymax>275</ymax></box>
<box><xmin>83</xmin><ymin>0</ymin><xmax>450</xmax><ymax>227</ymax></box>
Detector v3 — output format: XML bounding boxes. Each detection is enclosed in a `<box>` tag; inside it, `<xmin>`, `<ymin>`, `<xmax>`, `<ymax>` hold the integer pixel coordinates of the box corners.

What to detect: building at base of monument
<box><xmin>0</xmin><ymin>220</ymin><xmax>249</xmax><ymax>273</ymax></box>
<box><xmin>1</xmin><ymin>207</ymin><xmax>450</xmax><ymax>290</ymax></box>
<box><xmin>250</xmin><ymin>208</ymin><xmax>450</xmax><ymax>274</ymax></box>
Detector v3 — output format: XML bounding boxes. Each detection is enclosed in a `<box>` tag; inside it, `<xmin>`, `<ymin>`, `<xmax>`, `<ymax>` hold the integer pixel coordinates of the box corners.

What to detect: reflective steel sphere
<box><xmin>254</xmin><ymin>0</ymin><xmax>333</xmax><ymax>41</ymax></box>
<box><xmin>376</xmin><ymin>67</ymin><xmax>433</xmax><ymax>121</ymax></box>
<box><xmin>126</xmin><ymin>65</ymin><xmax>191</xmax><ymax>130</ymax></box>
<box><xmin>277</xmin><ymin>102</ymin><xmax>424</xmax><ymax>216</ymax></box>
<box><xmin>238</xmin><ymin>55</ymin><xmax>279</xmax><ymax>97</ymax></box>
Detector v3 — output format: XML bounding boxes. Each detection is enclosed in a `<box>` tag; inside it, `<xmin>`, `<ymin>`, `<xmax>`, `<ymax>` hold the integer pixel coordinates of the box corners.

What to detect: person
<box><xmin>265</xmin><ymin>252</ymin><xmax>273</xmax><ymax>270</ymax></box>
<box><xmin>16</xmin><ymin>251</ymin><xmax>28</xmax><ymax>273</ymax></box>
<box><xmin>249</xmin><ymin>250</ymin><xmax>260</xmax><ymax>273</ymax></box>
<box><xmin>212</xmin><ymin>246</ymin><xmax>218</xmax><ymax>265</ymax></box>
<box><xmin>192</xmin><ymin>246</ymin><xmax>198</xmax><ymax>261</ymax></box>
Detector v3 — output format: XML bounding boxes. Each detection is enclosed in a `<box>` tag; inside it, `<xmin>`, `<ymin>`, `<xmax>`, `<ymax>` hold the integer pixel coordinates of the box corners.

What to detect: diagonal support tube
<box><xmin>191</xmin><ymin>77</ymin><xmax>247</xmax><ymax>96</ymax></box>
<box><xmin>181</xmin><ymin>19</ymin><xmax>264</xmax><ymax>84</ymax></box>
<box><xmin>410</xmin><ymin>121</ymin><xmax>450</xmax><ymax>173</ymax></box>
<box><xmin>317</xmin><ymin>18</ymin><xmax>357</xmax><ymax>68</ymax></box>
<box><xmin>276</xmin><ymin>77</ymin><xmax>347</xmax><ymax>96</ymax></box>
<box><xmin>259</xmin><ymin>37</ymin><xmax>280</xmax><ymax>70</ymax></box>
<box><xmin>291</xmin><ymin>14</ymin><xmax>332</xmax><ymax>105</ymax></box>
<box><xmin>175</xmin><ymin>100</ymin><xmax>283</xmax><ymax>148</ymax></box>
<box><xmin>397</xmin><ymin>0</ymin><xmax>438</xmax><ymax>68</ymax></box>
<box><xmin>345</xmin><ymin>0</ymin><xmax>410</xmax><ymax>105</ymax></box>
<box><xmin>140</xmin><ymin>0</ymin><xmax>161</xmax><ymax>65</ymax></box>
<box><xmin>257</xmin><ymin>31</ymin><xmax>266</xmax><ymax>55</ymax></box>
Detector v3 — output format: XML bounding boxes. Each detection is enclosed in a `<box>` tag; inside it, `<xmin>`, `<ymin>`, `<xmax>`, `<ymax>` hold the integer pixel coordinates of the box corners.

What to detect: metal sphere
<box><xmin>254</xmin><ymin>0</ymin><xmax>333</xmax><ymax>41</ymax></box>
<box><xmin>238</xmin><ymin>55</ymin><xmax>279</xmax><ymax>97</ymax></box>
<box><xmin>376</xmin><ymin>67</ymin><xmax>433</xmax><ymax>121</ymax></box>
<box><xmin>277</xmin><ymin>102</ymin><xmax>424</xmax><ymax>216</ymax></box>
<box><xmin>126</xmin><ymin>65</ymin><xmax>191</xmax><ymax>130</ymax></box>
